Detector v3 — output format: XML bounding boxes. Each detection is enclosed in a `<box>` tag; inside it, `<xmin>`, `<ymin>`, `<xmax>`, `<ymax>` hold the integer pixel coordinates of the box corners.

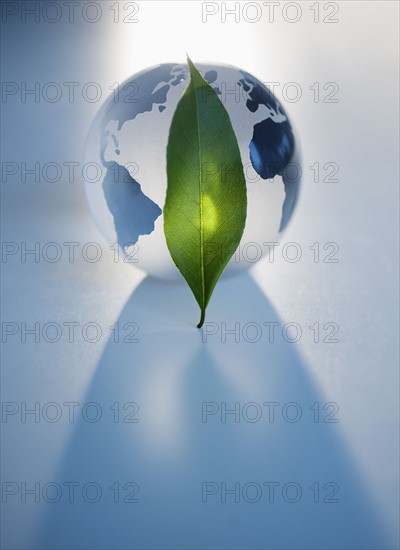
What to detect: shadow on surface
<box><xmin>36</xmin><ymin>273</ymin><xmax>387</xmax><ymax>549</ymax></box>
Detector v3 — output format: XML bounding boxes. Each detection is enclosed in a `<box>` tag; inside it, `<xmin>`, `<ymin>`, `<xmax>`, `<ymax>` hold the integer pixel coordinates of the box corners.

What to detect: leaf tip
<box><xmin>186</xmin><ymin>54</ymin><xmax>197</xmax><ymax>75</ymax></box>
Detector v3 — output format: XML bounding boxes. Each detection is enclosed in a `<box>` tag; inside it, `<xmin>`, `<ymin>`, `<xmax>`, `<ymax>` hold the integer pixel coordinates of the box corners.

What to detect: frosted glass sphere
<box><xmin>84</xmin><ymin>63</ymin><xmax>301</xmax><ymax>281</ymax></box>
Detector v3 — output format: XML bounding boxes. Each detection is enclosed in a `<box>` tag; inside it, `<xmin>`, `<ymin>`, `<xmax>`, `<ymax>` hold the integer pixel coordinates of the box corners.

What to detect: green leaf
<box><xmin>164</xmin><ymin>57</ymin><xmax>247</xmax><ymax>328</ymax></box>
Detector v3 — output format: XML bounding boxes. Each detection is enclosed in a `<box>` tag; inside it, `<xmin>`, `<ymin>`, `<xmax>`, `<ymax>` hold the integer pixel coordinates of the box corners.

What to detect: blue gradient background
<box><xmin>1</xmin><ymin>1</ymin><xmax>399</xmax><ymax>549</ymax></box>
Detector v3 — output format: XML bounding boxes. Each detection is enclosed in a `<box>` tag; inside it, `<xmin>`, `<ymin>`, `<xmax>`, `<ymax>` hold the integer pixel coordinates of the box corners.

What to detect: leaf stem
<box><xmin>197</xmin><ymin>309</ymin><xmax>205</xmax><ymax>329</ymax></box>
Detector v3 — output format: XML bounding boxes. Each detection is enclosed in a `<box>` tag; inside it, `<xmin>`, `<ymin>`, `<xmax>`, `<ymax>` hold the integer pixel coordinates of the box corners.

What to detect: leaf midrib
<box><xmin>193</xmin><ymin>76</ymin><xmax>206</xmax><ymax>316</ymax></box>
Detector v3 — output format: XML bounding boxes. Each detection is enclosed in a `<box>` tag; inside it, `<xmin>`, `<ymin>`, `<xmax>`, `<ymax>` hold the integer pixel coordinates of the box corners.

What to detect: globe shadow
<box><xmin>35</xmin><ymin>273</ymin><xmax>388</xmax><ymax>549</ymax></box>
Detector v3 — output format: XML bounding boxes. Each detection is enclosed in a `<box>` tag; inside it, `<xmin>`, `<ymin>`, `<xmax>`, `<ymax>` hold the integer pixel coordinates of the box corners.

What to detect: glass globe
<box><xmin>84</xmin><ymin>62</ymin><xmax>301</xmax><ymax>281</ymax></box>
